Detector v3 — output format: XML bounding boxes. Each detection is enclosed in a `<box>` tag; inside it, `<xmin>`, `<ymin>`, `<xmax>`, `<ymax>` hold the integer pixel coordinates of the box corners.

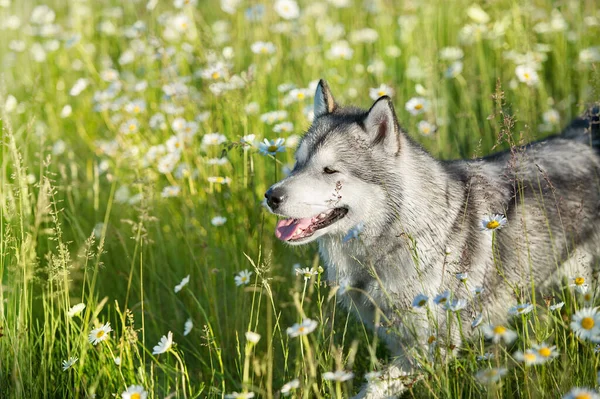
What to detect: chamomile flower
<box><xmin>543</xmin><ymin>109</ymin><xmax>560</xmax><ymax>125</ymax></box>
<box><xmin>258</xmin><ymin>138</ymin><xmax>286</xmax><ymax>156</ymax></box>
<box><xmin>531</xmin><ymin>342</ymin><xmax>558</xmax><ymax>363</ymax></box>
<box><xmin>161</xmin><ymin>185</ymin><xmax>181</xmax><ymax>198</ymax></box>
<box><xmin>482</xmin><ymin>324</ymin><xmax>517</xmax><ymax>344</ymax></box>
<box><xmin>472</xmin><ymin>313</ymin><xmax>483</xmax><ymax>328</ymax></box>
<box><xmin>405</xmin><ymin>97</ymin><xmax>429</xmax><ymax>116</ymax></box>
<box><xmin>433</xmin><ymin>290</ymin><xmax>451</xmax><ymax>306</ymax></box>
<box><xmin>225</xmin><ymin>392</ymin><xmax>255</xmax><ymax>399</ymax></box>
<box><xmin>417</xmin><ymin>120</ymin><xmax>436</xmax><ymax>136</ymax></box>
<box><xmin>475</xmin><ymin>367</ymin><xmax>508</xmax><ymax>384</ymax></box>
<box><xmin>273</xmin><ymin>122</ymin><xmax>294</xmax><ymax>133</ymax></box>
<box><xmin>323</xmin><ymin>370</ymin><xmax>355</xmax><ymax>381</ymax></box>
<box><xmin>211</xmin><ymin>216</ymin><xmax>227</xmax><ymax>226</ymax></box>
<box><xmin>412</xmin><ymin>294</ymin><xmax>429</xmax><ymax>309</ymax></box>
<box><xmin>202</xmin><ymin>132</ymin><xmax>227</xmax><ymax>147</ymax></box>
<box><xmin>472</xmin><ymin>286</ymin><xmax>484</xmax><ymax>296</ymax></box>
<box><xmin>508</xmin><ymin>303</ymin><xmax>534</xmax><ymax>316</ymax></box>
<box><xmin>328</xmin><ymin>40</ymin><xmax>354</xmax><ymax>60</ymax></box>
<box><xmin>369</xmin><ymin>84</ymin><xmax>394</xmax><ymax>100</ymax></box>
<box><xmin>89</xmin><ymin>322</ymin><xmax>112</xmax><ymax>345</ymax></box>
<box><xmin>207</xmin><ymin>176</ymin><xmax>232</xmax><ymax>185</ymax></box>
<box><xmin>455</xmin><ymin>272</ymin><xmax>468</xmax><ymax>283</ymax></box>
<box><xmin>571</xmin><ymin>308</ymin><xmax>600</xmax><ymax>342</ymax></box>
<box><xmin>295</xmin><ymin>267</ymin><xmax>318</xmax><ymax>280</ymax></box>
<box><xmin>550</xmin><ymin>302</ymin><xmax>565</xmax><ymax>311</ymax></box>
<box><xmin>61</xmin><ymin>357</ymin><xmax>78</xmax><ymax>371</ymax></box>
<box><xmin>481</xmin><ymin>214</ymin><xmax>507</xmax><ymax>231</ymax></box>
<box><xmin>260</xmin><ymin>110</ymin><xmax>288</xmax><ymax>124</ymax></box>
<box><xmin>280</xmin><ymin>379</ymin><xmax>300</xmax><ymax>395</ymax></box>
<box><xmin>514</xmin><ymin>349</ymin><xmax>538</xmax><ymax>366</ymax></box>
<box><xmin>67</xmin><ymin>303</ymin><xmax>86</xmax><ymax>317</ymax></box>
<box><xmin>235</xmin><ymin>270</ymin><xmax>253</xmax><ymax>286</ymax></box>
<box><xmin>183</xmin><ymin>318</ymin><xmax>193</xmax><ymax>336</ymax></box>
<box><xmin>515</xmin><ymin>65</ymin><xmax>539</xmax><ymax>86</ymax></box>
<box><xmin>152</xmin><ymin>331</ymin><xmax>173</xmax><ymax>355</ymax></box>
<box><xmin>446</xmin><ymin>298</ymin><xmax>468</xmax><ymax>312</ymax></box>
<box><xmin>570</xmin><ymin>276</ymin><xmax>588</xmax><ymax>288</ymax></box>
<box><xmin>245</xmin><ymin>331</ymin><xmax>261</xmax><ymax>344</ymax></box>
<box><xmin>114</xmin><ymin>356</ymin><xmax>121</xmax><ymax>365</ymax></box>
<box><xmin>274</xmin><ymin>0</ymin><xmax>299</xmax><ymax>19</ymax></box>
<box><xmin>365</xmin><ymin>371</ymin><xmax>382</xmax><ymax>382</ymax></box>
<box><xmin>286</xmin><ymin>318</ymin><xmax>318</xmax><ymax>337</ymax></box>
<box><xmin>121</xmin><ymin>385</ymin><xmax>148</xmax><ymax>399</ymax></box>
<box><xmin>251</xmin><ymin>41</ymin><xmax>276</xmax><ymax>55</ymax></box>
<box><xmin>562</xmin><ymin>388</ymin><xmax>600</xmax><ymax>399</ymax></box>
<box><xmin>174</xmin><ymin>275</ymin><xmax>190</xmax><ymax>293</ymax></box>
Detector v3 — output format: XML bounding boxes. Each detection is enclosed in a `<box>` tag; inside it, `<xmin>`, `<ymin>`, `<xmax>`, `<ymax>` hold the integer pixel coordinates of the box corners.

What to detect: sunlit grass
<box><xmin>1</xmin><ymin>0</ymin><xmax>600</xmax><ymax>398</ymax></box>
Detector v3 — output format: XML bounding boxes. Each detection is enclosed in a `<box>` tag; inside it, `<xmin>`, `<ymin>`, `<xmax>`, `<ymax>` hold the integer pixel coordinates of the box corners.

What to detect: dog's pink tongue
<box><xmin>275</xmin><ymin>218</ymin><xmax>312</xmax><ymax>241</ymax></box>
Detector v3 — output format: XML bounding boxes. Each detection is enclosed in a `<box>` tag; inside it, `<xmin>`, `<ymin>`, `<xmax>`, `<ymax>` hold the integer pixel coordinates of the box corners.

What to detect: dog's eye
<box><xmin>323</xmin><ymin>167</ymin><xmax>338</xmax><ymax>174</ymax></box>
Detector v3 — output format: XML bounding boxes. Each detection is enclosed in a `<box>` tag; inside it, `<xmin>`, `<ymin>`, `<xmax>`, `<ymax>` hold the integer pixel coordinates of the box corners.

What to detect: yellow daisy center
<box><xmin>427</xmin><ymin>335</ymin><xmax>436</xmax><ymax>344</ymax></box>
<box><xmin>418</xmin><ymin>299</ymin><xmax>426</xmax><ymax>306</ymax></box>
<box><xmin>523</xmin><ymin>353</ymin><xmax>536</xmax><ymax>362</ymax></box>
<box><xmin>267</xmin><ymin>145</ymin><xmax>279</xmax><ymax>152</ymax></box>
<box><xmin>538</xmin><ymin>347</ymin><xmax>551</xmax><ymax>357</ymax></box>
<box><xmin>575</xmin><ymin>277</ymin><xmax>585</xmax><ymax>286</ymax></box>
<box><xmin>129</xmin><ymin>124</ymin><xmax>136</xmax><ymax>131</ymax></box>
<box><xmin>422</xmin><ymin>127</ymin><xmax>430</xmax><ymax>134</ymax></box>
<box><xmin>297</xmin><ymin>92</ymin><xmax>305</xmax><ymax>99</ymax></box>
<box><xmin>241</xmin><ymin>276</ymin><xmax>247</xmax><ymax>282</ymax></box>
<box><xmin>439</xmin><ymin>298</ymin><xmax>447</xmax><ymax>304</ymax></box>
<box><xmin>298</xmin><ymin>326</ymin><xmax>305</xmax><ymax>333</ymax></box>
<box><xmin>212</xmin><ymin>71</ymin><xmax>220</xmax><ymax>79</ymax></box>
<box><xmin>574</xmin><ymin>394</ymin><xmax>592</xmax><ymax>399</ymax></box>
<box><xmin>131</xmin><ymin>394</ymin><xmax>141</xmax><ymax>399</ymax></box>
<box><xmin>97</xmin><ymin>330</ymin><xmax>105</xmax><ymax>338</ymax></box>
<box><xmin>133</xmin><ymin>106</ymin><xmax>140</xmax><ymax>113</ymax></box>
<box><xmin>378</xmin><ymin>90</ymin><xmax>386</xmax><ymax>96</ymax></box>
<box><xmin>523</xmin><ymin>73</ymin><xmax>530</xmax><ymax>79</ymax></box>
<box><xmin>215</xmin><ymin>177</ymin><xmax>224</xmax><ymax>183</ymax></box>
<box><xmin>582</xmin><ymin>317</ymin><xmax>595</xmax><ymax>330</ymax></box>
<box><xmin>493</xmin><ymin>325</ymin><xmax>506</xmax><ymax>335</ymax></box>
<box><xmin>486</xmin><ymin>220</ymin><xmax>500</xmax><ymax>229</ymax></box>
<box><xmin>414</xmin><ymin>103</ymin><xmax>423</xmax><ymax>110</ymax></box>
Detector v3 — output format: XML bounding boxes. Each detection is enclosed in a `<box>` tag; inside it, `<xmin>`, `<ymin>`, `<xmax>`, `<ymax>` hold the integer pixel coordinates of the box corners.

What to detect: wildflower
<box><xmin>119</xmin><ymin>119</ymin><xmax>139</xmax><ymax>135</ymax></box>
<box><xmin>211</xmin><ymin>216</ymin><xmax>227</xmax><ymax>226</ymax></box>
<box><xmin>157</xmin><ymin>153</ymin><xmax>181</xmax><ymax>174</ymax></box>
<box><xmin>508</xmin><ymin>303</ymin><xmax>534</xmax><ymax>316</ymax></box>
<box><xmin>579</xmin><ymin>47</ymin><xmax>600</xmax><ymax>64</ymax></box>
<box><xmin>295</xmin><ymin>267</ymin><xmax>318</xmax><ymax>280</ymax></box>
<box><xmin>62</xmin><ymin>357</ymin><xmax>78</xmax><ymax>371</ymax></box>
<box><xmin>258</xmin><ymin>138</ymin><xmax>286</xmax><ymax>156</ymax></box>
<box><xmin>481</xmin><ymin>214</ymin><xmax>507</xmax><ymax>231</ymax></box>
<box><xmin>515</xmin><ymin>65</ymin><xmax>539</xmax><ymax>86</ymax></box>
<box><xmin>571</xmin><ymin>308</ymin><xmax>600</xmax><ymax>342</ymax></box>
<box><xmin>174</xmin><ymin>0</ymin><xmax>198</xmax><ymax>7</ymax></box>
<box><xmin>184</xmin><ymin>318</ymin><xmax>193</xmax><ymax>336</ymax></box>
<box><xmin>281</xmin><ymin>379</ymin><xmax>300</xmax><ymax>395</ymax></box>
<box><xmin>445</xmin><ymin>61</ymin><xmax>464</xmax><ymax>78</ymax></box>
<box><xmin>202</xmin><ymin>133</ymin><xmax>227</xmax><ymax>147</ymax></box>
<box><xmin>562</xmin><ymin>388</ymin><xmax>600</xmax><ymax>399</ymax></box>
<box><xmin>412</xmin><ymin>294</ymin><xmax>429</xmax><ymax>309</ymax></box>
<box><xmin>472</xmin><ymin>313</ymin><xmax>483</xmax><ymax>328</ymax></box>
<box><xmin>482</xmin><ymin>324</ymin><xmax>517</xmax><ymax>344</ymax></box>
<box><xmin>532</xmin><ymin>342</ymin><xmax>558</xmax><ymax>364</ymax></box>
<box><xmin>274</xmin><ymin>0</ymin><xmax>299</xmax><ymax>19</ymax></box>
<box><xmin>439</xmin><ymin>47</ymin><xmax>464</xmax><ymax>61</ymax></box>
<box><xmin>286</xmin><ymin>318</ymin><xmax>318</xmax><ymax>337</ymax></box>
<box><xmin>570</xmin><ymin>276</ymin><xmax>587</xmax><ymax>288</ymax></box>
<box><xmin>514</xmin><ymin>349</ymin><xmax>538</xmax><ymax>366</ymax></box>
<box><xmin>225</xmin><ymin>393</ymin><xmax>255</xmax><ymax>399</ymax></box>
<box><xmin>61</xmin><ymin>105</ymin><xmax>72</xmax><ymax>118</ymax></box>
<box><xmin>260</xmin><ymin>110</ymin><xmax>288</xmax><ymax>124</ymax></box>
<box><xmin>288</xmin><ymin>88</ymin><xmax>311</xmax><ymax>102</ymax></box>
<box><xmin>114</xmin><ymin>356</ymin><xmax>121</xmax><ymax>365</ymax></box>
<box><xmin>343</xmin><ymin>222</ymin><xmax>364</xmax><ymax>242</ymax></box>
<box><xmin>365</xmin><ymin>371</ymin><xmax>382</xmax><ymax>382</ymax></box>
<box><xmin>323</xmin><ymin>370</ymin><xmax>355</xmax><ymax>381</ymax></box>
<box><xmin>417</xmin><ymin>121</ymin><xmax>436</xmax><ymax>136</ymax></box>
<box><xmin>70</xmin><ymin>78</ymin><xmax>88</xmax><ymax>96</ymax></box>
<box><xmin>477</xmin><ymin>353</ymin><xmax>494</xmax><ymax>361</ymax></box>
<box><xmin>199</xmin><ymin>63</ymin><xmax>228</xmax><ymax>80</ymax></box>
<box><xmin>543</xmin><ymin>109</ymin><xmax>560</xmax><ymax>125</ymax></box>
<box><xmin>245</xmin><ymin>103</ymin><xmax>259</xmax><ymax>114</ymax></box>
<box><xmin>472</xmin><ymin>286</ymin><xmax>484</xmax><ymax>296</ymax></box>
<box><xmin>89</xmin><ymin>322</ymin><xmax>112</xmax><ymax>345</ymax></box>
<box><xmin>235</xmin><ymin>270</ymin><xmax>253</xmax><ymax>286</ymax></box>
<box><xmin>349</xmin><ymin>28</ymin><xmax>378</xmax><ymax>44</ymax></box>
<box><xmin>446</xmin><ymin>298</ymin><xmax>468</xmax><ymax>312</ymax></box>
<box><xmin>405</xmin><ymin>97</ymin><xmax>429</xmax><ymax>116</ymax></box>
<box><xmin>174</xmin><ymin>275</ymin><xmax>190</xmax><ymax>293</ymax></box>
<box><xmin>161</xmin><ymin>185</ymin><xmax>181</xmax><ymax>198</ymax></box>
<box><xmin>475</xmin><ymin>367</ymin><xmax>508</xmax><ymax>384</ymax></box>
<box><xmin>550</xmin><ymin>302</ymin><xmax>564</xmax><ymax>311</ymax></box>
<box><xmin>53</xmin><ymin>140</ymin><xmax>66</xmax><ymax>155</ymax></box>
<box><xmin>68</xmin><ymin>303</ymin><xmax>86</xmax><ymax>317</ymax></box>
<box><xmin>121</xmin><ymin>385</ymin><xmax>148</xmax><ymax>399</ymax></box>
<box><xmin>369</xmin><ymin>84</ymin><xmax>394</xmax><ymax>100</ymax></box>
<box><xmin>273</xmin><ymin>122</ymin><xmax>294</xmax><ymax>133</ymax></box>
<box><xmin>251</xmin><ymin>41</ymin><xmax>276</xmax><ymax>55</ymax></box>
<box><xmin>328</xmin><ymin>40</ymin><xmax>354</xmax><ymax>60</ymax></box>
<box><xmin>466</xmin><ymin>5</ymin><xmax>490</xmax><ymax>24</ymax></box>
<box><xmin>245</xmin><ymin>331</ymin><xmax>261</xmax><ymax>344</ymax></box>
<box><xmin>455</xmin><ymin>272</ymin><xmax>468</xmax><ymax>283</ymax></box>
<box><xmin>433</xmin><ymin>291</ymin><xmax>451</xmax><ymax>306</ymax></box>
<box><xmin>152</xmin><ymin>331</ymin><xmax>173</xmax><ymax>355</ymax></box>
<box><xmin>208</xmin><ymin>176</ymin><xmax>232</xmax><ymax>185</ymax></box>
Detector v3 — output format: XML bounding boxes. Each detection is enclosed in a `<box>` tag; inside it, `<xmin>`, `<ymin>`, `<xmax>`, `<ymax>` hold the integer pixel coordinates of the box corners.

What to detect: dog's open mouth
<box><xmin>275</xmin><ymin>208</ymin><xmax>348</xmax><ymax>242</ymax></box>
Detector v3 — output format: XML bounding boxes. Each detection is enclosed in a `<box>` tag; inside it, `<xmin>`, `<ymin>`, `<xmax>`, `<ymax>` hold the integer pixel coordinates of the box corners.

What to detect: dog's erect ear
<box><xmin>314</xmin><ymin>79</ymin><xmax>336</xmax><ymax>118</ymax></box>
<box><xmin>364</xmin><ymin>96</ymin><xmax>401</xmax><ymax>154</ymax></box>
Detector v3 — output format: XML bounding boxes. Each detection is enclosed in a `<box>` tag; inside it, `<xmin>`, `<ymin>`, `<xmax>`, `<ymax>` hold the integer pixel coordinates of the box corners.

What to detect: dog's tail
<box><xmin>561</xmin><ymin>103</ymin><xmax>600</xmax><ymax>149</ymax></box>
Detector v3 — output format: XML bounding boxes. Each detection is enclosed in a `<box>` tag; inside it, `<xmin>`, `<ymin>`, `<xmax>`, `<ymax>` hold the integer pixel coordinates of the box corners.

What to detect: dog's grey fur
<box><xmin>266</xmin><ymin>80</ymin><xmax>600</xmax><ymax>398</ymax></box>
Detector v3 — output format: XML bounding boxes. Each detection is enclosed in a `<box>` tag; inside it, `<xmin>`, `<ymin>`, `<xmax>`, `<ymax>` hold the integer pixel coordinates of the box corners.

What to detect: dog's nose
<box><xmin>265</xmin><ymin>187</ymin><xmax>285</xmax><ymax>211</ymax></box>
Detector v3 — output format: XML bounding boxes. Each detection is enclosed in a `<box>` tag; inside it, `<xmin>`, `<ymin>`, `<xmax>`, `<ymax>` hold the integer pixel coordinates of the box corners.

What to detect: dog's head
<box><xmin>265</xmin><ymin>79</ymin><xmax>405</xmax><ymax>245</ymax></box>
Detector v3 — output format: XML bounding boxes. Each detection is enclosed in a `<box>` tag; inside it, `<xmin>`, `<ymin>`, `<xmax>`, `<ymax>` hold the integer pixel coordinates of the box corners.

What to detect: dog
<box><xmin>265</xmin><ymin>79</ymin><xmax>600</xmax><ymax>398</ymax></box>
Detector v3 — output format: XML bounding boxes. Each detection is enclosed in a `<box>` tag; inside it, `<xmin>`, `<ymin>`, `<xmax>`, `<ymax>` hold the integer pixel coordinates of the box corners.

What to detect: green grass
<box><xmin>1</xmin><ymin>0</ymin><xmax>600</xmax><ymax>398</ymax></box>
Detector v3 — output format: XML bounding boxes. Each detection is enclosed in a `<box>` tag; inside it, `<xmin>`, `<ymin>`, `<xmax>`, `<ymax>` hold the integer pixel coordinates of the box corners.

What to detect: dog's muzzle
<box><xmin>265</xmin><ymin>187</ymin><xmax>285</xmax><ymax>211</ymax></box>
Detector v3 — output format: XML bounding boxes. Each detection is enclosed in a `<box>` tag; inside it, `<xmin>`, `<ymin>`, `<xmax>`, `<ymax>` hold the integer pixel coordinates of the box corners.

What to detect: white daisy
<box><xmin>369</xmin><ymin>84</ymin><xmax>394</xmax><ymax>100</ymax></box>
<box><xmin>433</xmin><ymin>290</ymin><xmax>451</xmax><ymax>306</ymax></box>
<box><xmin>508</xmin><ymin>303</ymin><xmax>534</xmax><ymax>316</ymax></box>
<box><xmin>412</xmin><ymin>294</ymin><xmax>429</xmax><ymax>309</ymax></box>
<box><xmin>514</xmin><ymin>349</ymin><xmax>538</xmax><ymax>366</ymax></box>
<box><xmin>531</xmin><ymin>342</ymin><xmax>558</xmax><ymax>364</ymax></box>
<box><xmin>274</xmin><ymin>0</ymin><xmax>299</xmax><ymax>19</ymax></box>
<box><xmin>405</xmin><ymin>97</ymin><xmax>429</xmax><ymax>116</ymax></box>
<box><xmin>225</xmin><ymin>392</ymin><xmax>255</xmax><ymax>399</ymax></box>
<box><xmin>280</xmin><ymin>379</ymin><xmax>300</xmax><ymax>395</ymax></box>
<box><xmin>245</xmin><ymin>331</ymin><xmax>261</xmax><ymax>344</ymax></box>
<box><xmin>482</xmin><ymin>324</ymin><xmax>517</xmax><ymax>344</ymax></box>
<box><xmin>455</xmin><ymin>272</ymin><xmax>468</xmax><ymax>283</ymax></box>
<box><xmin>211</xmin><ymin>216</ymin><xmax>227</xmax><ymax>226</ymax></box>
<box><xmin>68</xmin><ymin>303</ymin><xmax>86</xmax><ymax>317</ymax></box>
<box><xmin>475</xmin><ymin>367</ymin><xmax>507</xmax><ymax>384</ymax></box>
<box><xmin>235</xmin><ymin>270</ymin><xmax>253</xmax><ymax>286</ymax></box>
<box><xmin>174</xmin><ymin>275</ymin><xmax>190</xmax><ymax>293</ymax></box>
<box><xmin>515</xmin><ymin>65</ymin><xmax>539</xmax><ymax>86</ymax></box>
<box><xmin>183</xmin><ymin>318</ymin><xmax>193</xmax><ymax>336</ymax></box>
<box><xmin>481</xmin><ymin>214</ymin><xmax>507</xmax><ymax>231</ymax></box>
<box><xmin>550</xmin><ymin>302</ymin><xmax>564</xmax><ymax>311</ymax></box>
<box><xmin>286</xmin><ymin>318</ymin><xmax>318</xmax><ymax>337</ymax></box>
<box><xmin>258</xmin><ymin>138</ymin><xmax>286</xmax><ymax>156</ymax></box>
<box><xmin>152</xmin><ymin>331</ymin><xmax>173</xmax><ymax>355</ymax></box>
<box><xmin>570</xmin><ymin>308</ymin><xmax>600</xmax><ymax>342</ymax></box>
<box><xmin>121</xmin><ymin>385</ymin><xmax>148</xmax><ymax>399</ymax></box>
<box><xmin>417</xmin><ymin>120</ymin><xmax>436</xmax><ymax>136</ymax></box>
<box><xmin>89</xmin><ymin>322</ymin><xmax>112</xmax><ymax>345</ymax></box>
<box><xmin>562</xmin><ymin>388</ymin><xmax>600</xmax><ymax>399</ymax></box>
<box><xmin>323</xmin><ymin>370</ymin><xmax>354</xmax><ymax>381</ymax></box>
<box><xmin>61</xmin><ymin>357</ymin><xmax>78</xmax><ymax>371</ymax></box>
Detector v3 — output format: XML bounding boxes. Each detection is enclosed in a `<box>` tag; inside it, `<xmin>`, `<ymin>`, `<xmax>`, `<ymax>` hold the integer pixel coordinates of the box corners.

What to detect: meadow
<box><xmin>1</xmin><ymin>0</ymin><xmax>600</xmax><ymax>398</ymax></box>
